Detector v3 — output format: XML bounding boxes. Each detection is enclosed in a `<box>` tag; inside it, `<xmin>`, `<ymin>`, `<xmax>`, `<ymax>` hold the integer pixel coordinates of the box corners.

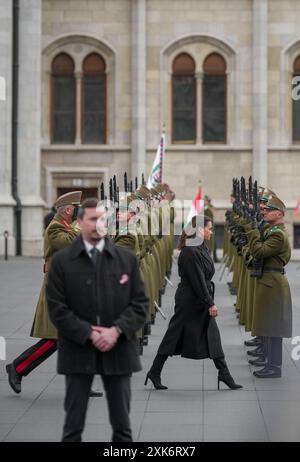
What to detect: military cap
<box><xmin>161</xmin><ymin>183</ymin><xmax>170</xmax><ymax>193</ymax></box>
<box><xmin>155</xmin><ymin>184</ymin><xmax>165</xmax><ymax>194</ymax></box>
<box><xmin>136</xmin><ymin>185</ymin><xmax>151</xmax><ymax>200</ymax></box>
<box><xmin>55</xmin><ymin>190</ymin><xmax>82</xmax><ymax>208</ymax></box>
<box><xmin>258</xmin><ymin>186</ymin><xmax>265</xmax><ymax>199</ymax></box>
<box><xmin>260</xmin><ymin>188</ymin><xmax>277</xmax><ymax>203</ymax></box>
<box><xmin>118</xmin><ymin>193</ymin><xmax>137</xmax><ymax>212</ymax></box>
<box><xmin>135</xmin><ymin>189</ymin><xmax>146</xmax><ymax>200</ymax></box>
<box><xmin>140</xmin><ymin>184</ymin><xmax>151</xmax><ymax>196</ymax></box>
<box><xmin>265</xmin><ymin>196</ymin><xmax>286</xmax><ymax>212</ymax></box>
<box><xmin>151</xmin><ymin>186</ymin><xmax>162</xmax><ymax>198</ymax></box>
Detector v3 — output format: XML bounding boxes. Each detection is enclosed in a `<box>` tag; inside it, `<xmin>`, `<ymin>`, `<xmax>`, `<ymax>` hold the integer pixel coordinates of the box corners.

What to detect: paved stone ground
<box><xmin>1</xmin><ymin>256</ymin><xmax>300</xmax><ymax>442</ymax></box>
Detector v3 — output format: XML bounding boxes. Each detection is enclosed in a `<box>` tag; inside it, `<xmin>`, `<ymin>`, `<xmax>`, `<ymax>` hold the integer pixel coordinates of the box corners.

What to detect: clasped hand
<box><xmin>209</xmin><ymin>305</ymin><xmax>218</xmax><ymax>317</ymax></box>
<box><xmin>90</xmin><ymin>326</ymin><xmax>119</xmax><ymax>352</ymax></box>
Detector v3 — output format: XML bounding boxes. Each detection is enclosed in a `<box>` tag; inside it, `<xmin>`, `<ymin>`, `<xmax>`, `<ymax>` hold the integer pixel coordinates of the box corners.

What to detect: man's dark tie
<box><xmin>90</xmin><ymin>246</ymin><xmax>99</xmax><ymax>266</ymax></box>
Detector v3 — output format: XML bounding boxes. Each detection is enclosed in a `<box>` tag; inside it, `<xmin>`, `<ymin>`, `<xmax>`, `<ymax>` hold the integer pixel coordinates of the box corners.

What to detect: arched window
<box><xmin>203</xmin><ymin>53</ymin><xmax>226</xmax><ymax>143</ymax></box>
<box><xmin>172</xmin><ymin>53</ymin><xmax>196</xmax><ymax>143</ymax></box>
<box><xmin>51</xmin><ymin>53</ymin><xmax>75</xmax><ymax>143</ymax></box>
<box><xmin>293</xmin><ymin>55</ymin><xmax>300</xmax><ymax>143</ymax></box>
<box><xmin>82</xmin><ymin>53</ymin><xmax>106</xmax><ymax>144</ymax></box>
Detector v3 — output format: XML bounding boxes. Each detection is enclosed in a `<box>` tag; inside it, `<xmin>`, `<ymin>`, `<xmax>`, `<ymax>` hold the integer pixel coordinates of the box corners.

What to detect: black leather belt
<box><xmin>263</xmin><ymin>267</ymin><xmax>285</xmax><ymax>274</ymax></box>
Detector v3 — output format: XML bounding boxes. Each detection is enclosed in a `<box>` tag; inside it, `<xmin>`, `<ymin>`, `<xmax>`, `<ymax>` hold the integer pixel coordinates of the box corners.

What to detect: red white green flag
<box><xmin>147</xmin><ymin>132</ymin><xmax>166</xmax><ymax>188</ymax></box>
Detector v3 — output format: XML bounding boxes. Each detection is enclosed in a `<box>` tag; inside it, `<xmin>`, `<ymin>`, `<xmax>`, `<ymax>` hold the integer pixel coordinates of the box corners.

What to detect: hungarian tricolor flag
<box><xmin>147</xmin><ymin>132</ymin><xmax>166</xmax><ymax>189</ymax></box>
<box><xmin>186</xmin><ymin>181</ymin><xmax>204</xmax><ymax>224</ymax></box>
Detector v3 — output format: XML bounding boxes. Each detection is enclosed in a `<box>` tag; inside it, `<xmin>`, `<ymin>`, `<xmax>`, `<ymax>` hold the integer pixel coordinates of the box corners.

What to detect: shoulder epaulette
<box><xmin>267</xmin><ymin>226</ymin><xmax>285</xmax><ymax>236</ymax></box>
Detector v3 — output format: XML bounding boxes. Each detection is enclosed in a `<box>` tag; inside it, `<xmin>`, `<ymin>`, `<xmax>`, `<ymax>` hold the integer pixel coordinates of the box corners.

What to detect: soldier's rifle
<box><xmin>240</xmin><ymin>176</ymin><xmax>247</xmax><ymax>217</ymax></box>
<box><xmin>226</xmin><ymin>255</ymin><xmax>235</xmax><ymax>276</ymax></box>
<box><xmin>219</xmin><ymin>256</ymin><xmax>231</xmax><ymax>281</ymax></box>
<box><xmin>250</xmin><ymin>179</ymin><xmax>264</xmax><ymax>278</ymax></box>
<box><xmin>164</xmin><ymin>275</ymin><xmax>174</xmax><ymax>288</ymax></box>
<box><xmin>232</xmin><ymin>178</ymin><xmax>237</xmax><ymax>213</ymax></box>
<box><xmin>124</xmin><ymin>172</ymin><xmax>128</xmax><ymax>193</ymax></box>
<box><xmin>100</xmin><ymin>182</ymin><xmax>104</xmax><ymax>201</ymax></box>
<box><xmin>154</xmin><ymin>301</ymin><xmax>167</xmax><ymax>320</ymax></box>
<box><xmin>236</xmin><ymin>179</ymin><xmax>241</xmax><ymax>215</ymax></box>
<box><xmin>217</xmin><ymin>253</ymin><xmax>229</xmax><ymax>274</ymax></box>
<box><xmin>109</xmin><ymin>179</ymin><xmax>113</xmax><ymax>202</ymax></box>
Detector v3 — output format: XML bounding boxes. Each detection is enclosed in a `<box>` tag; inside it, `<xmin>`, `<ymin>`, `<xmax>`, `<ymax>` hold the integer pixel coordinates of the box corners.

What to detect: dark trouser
<box><xmin>62</xmin><ymin>374</ymin><xmax>132</xmax><ymax>442</ymax></box>
<box><xmin>13</xmin><ymin>339</ymin><xmax>57</xmax><ymax>376</ymax></box>
<box><xmin>266</xmin><ymin>337</ymin><xmax>282</xmax><ymax>368</ymax></box>
<box><xmin>259</xmin><ymin>336</ymin><xmax>268</xmax><ymax>356</ymax></box>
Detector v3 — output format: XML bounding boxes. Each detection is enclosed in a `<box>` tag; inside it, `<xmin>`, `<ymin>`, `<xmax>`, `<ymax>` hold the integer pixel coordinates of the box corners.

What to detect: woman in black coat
<box><xmin>145</xmin><ymin>215</ymin><xmax>242</xmax><ymax>390</ymax></box>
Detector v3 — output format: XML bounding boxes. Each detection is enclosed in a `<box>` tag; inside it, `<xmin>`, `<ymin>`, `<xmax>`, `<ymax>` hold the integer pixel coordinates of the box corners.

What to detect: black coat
<box><xmin>46</xmin><ymin>236</ymin><xmax>148</xmax><ymax>375</ymax></box>
<box><xmin>158</xmin><ymin>243</ymin><xmax>224</xmax><ymax>359</ymax></box>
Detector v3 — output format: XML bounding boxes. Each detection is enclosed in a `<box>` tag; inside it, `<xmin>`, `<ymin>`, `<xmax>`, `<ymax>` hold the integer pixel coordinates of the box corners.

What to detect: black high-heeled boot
<box><xmin>213</xmin><ymin>357</ymin><xmax>243</xmax><ymax>390</ymax></box>
<box><xmin>144</xmin><ymin>354</ymin><xmax>168</xmax><ymax>390</ymax></box>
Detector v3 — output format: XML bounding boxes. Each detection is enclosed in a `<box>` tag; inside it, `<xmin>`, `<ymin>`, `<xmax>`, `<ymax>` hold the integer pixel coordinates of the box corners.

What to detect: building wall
<box><xmin>2</xmin><ymin>0</ymin><xmax>300</xmax><ymax>255</ymax></box>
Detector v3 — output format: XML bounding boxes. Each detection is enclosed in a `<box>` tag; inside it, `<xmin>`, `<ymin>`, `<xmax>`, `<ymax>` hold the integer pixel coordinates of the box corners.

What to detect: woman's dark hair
<box><xmin>77</xmin><ymin>197</ymin><xmax>99</xmax><ymax>219</ymax></box>
<box><xmin>177</xmin><ymin>215</ymin><xmax>212</xmax><ymax>250</ymax></box>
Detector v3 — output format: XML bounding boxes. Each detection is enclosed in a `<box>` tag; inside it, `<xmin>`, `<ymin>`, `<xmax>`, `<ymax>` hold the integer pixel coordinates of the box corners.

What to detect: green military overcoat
<box><xmin>246</xmin><ymin>223</ymin><xmax>292</xmax><ymax>338</ymax></box>
<box><xmin>204</xmin><ymin>204</ymin><xmax>215</xmax><ymax>252</ymax></box>
<box><xmin>30</xmin><ymin>216</ymin><xmax>79</xmax><ymax>339</ymax></box>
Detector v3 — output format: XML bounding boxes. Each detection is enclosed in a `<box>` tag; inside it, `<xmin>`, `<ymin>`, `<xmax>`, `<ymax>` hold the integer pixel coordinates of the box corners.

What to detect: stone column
<box><xmin>252</xmin><ymin>0</ymin><xmax>268</xmax><ymax>185</ymax></box>
<box><xmin>0</xmin><ymin>0</ymin><xmax>15</xmax><ymax>256</ymax></box>
<box><xmin>18</xmin><ymin>0</ymin><xmax>45</xmax><ymax>256</ymax></box>
<box><xmin>196</xmin><ymin>72</ymin><xmax>203</xmax><ymax>144</ymax></box>
<box><xmin>75</xmin><ymin>72</ymin><xmax>82</xmax><ymax>145</ymax></box>
<box><xmin>131</xmin><ymin>0</ymin><xmax>146</xmax><ymax>181</ymax></box>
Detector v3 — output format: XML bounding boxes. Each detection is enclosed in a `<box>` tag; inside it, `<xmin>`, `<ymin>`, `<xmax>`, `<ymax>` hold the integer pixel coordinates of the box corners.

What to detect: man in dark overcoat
<box><xmin>46</xmin><ymin>198</ymin><xmax>148</xmax><ymax>442</ymax></box>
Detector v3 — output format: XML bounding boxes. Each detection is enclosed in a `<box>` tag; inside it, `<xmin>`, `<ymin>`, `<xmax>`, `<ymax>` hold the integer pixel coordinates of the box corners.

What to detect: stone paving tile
<box><xmin>138</xmin><ymin>424</ymin><xmax>203</xmax><ymax>442</ymax></box>
<box><xmin>1</xmin><ymin>258</ymin><xmax>300</xmax><ymax>441</ymax></box>
<box><xmin>0</xmin><ymin>424</ymin><xmax>16</xmax><ymax>441</ymax></box>
<box><xmin>3</xmin><ymin>422</ymin><xmax>62</xmax><ymax>442</ymax></box>
<box><xmin>203</xmin><ymin>424</ymin><xmax>269</xmax><ymax>442</ymax></box>
<box><xmin>84</xmin><ymin>423</ymin><xmax>141</xmax><ymax>442</ymax></box>
<box><xmin>142</xmin><ymin>412</ymin><xmax>203</xmax><ymax>425</ymax></box>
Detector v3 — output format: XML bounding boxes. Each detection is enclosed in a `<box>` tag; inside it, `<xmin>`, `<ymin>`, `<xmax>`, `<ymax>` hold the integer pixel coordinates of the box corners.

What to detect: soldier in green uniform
<box><xmin>6</xmin><ymin>191</ymin><xmax>84</xmax><ymax>393</ymax></box>
<box><xmin>113</xmin><ymin>193</ymin><xmax>146</xmax><ymax>353</ymax></box>
<box><xmin>244</xmin><ymin>187</ymin><xmax>277</xmax><ymax>355</ymax></box>
<box><xmin>136</xmin><ymin>185</ymin><xmax>159</xmax><ymax>326</ymax></box>
<box><xmin>204</xmin><ymin>195</ymin><xmax>219</xmax><ymax>262</ymax></box>
<box><xmin>114</xmin><ymin>193</ymin><xmax>140</xmax><ymax>258</ymax></box>
<box><xmin>163</xmin><ymin>184</ymin><xmax>176</xmax><ymax>277</ymax></box>
<box><xmin>245</xmin><ymin>196</ymin><xmax>292</xmax><ymax>378</ymax></box>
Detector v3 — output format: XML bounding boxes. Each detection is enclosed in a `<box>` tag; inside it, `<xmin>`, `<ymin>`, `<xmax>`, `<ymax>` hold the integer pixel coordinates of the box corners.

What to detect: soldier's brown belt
<box><xmin>263</xmin><ymin>267</ymin><xmax>285</xmax><ymax>274</ymax></box>
<box><xmin>43</xmin><ymin>259</ymin><xmax>52</xmax><ymax>273</ymax></box>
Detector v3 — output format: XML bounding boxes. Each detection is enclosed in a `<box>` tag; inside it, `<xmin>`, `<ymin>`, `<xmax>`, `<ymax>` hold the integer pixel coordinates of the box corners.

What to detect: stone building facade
<box><xmin>1</xmin><ymin>0</ymin><xmax>300</xmax><ymax>255</ymax></box>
